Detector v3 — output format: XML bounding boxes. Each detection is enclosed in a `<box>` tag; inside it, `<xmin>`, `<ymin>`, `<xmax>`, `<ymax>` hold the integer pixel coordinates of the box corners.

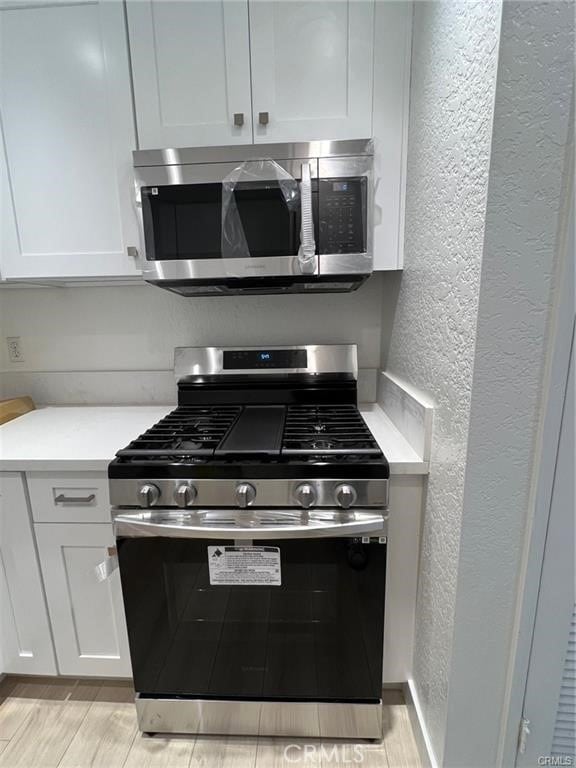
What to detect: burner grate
<box><xmin>115</xmin><ymin>404</ymin><xmax>382</xmax><ymax>462</ymax></box>
<box><xmin>116</xmin><ymin>406</ymin><xmax>241</xmax><ymax>457</ymax></box>
<box><xmin>282</xmin><ymin>405</ymin><xmax>382</xmax><ymax>455</ymax></box>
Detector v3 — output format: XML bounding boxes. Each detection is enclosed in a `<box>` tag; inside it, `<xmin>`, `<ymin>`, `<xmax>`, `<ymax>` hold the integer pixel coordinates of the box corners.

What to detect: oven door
<box><xmin>138</xmin><ymin>159</ymin><xmax>320</xmax><ymax>283</ymax></box>
<box><xmin>115</xmin><ymin>509</ymin><xmax>386</xmax><ymax>703</ymax></box>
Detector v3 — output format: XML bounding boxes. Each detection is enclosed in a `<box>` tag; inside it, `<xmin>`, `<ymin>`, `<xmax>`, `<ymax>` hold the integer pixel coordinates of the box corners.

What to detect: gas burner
<box><xmin>310</xmin><ymin>439</ymin><xmax>335</xmax><ymax>450</ymax></box>
<box><xmin>121</xmin><ymin>453</ymin><xmax>209</xmax><ymax>465</ymax></box>
<box><xmin>175</xmin><ymin>440</ymin><xmax>204</xmax><ymax>451</ymax></box>
<box><xmin>174</xmin><ymin>456</ymin><xmax>207</xmax><ymax>465</ymax></box>
<box><xmin>183</xmin><ymin>418</ymin><xmax>214</xmax><ymax>430</ymax></box>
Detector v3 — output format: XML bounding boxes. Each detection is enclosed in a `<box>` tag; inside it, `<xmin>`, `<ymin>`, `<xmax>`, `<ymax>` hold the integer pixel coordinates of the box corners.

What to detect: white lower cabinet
<box><xmin>382</xmin><ymin>475</ymin><xmax>423</xmax><ymax>683</ymax></box>
<box><xmin>35</xmin><ymin>523</ymin><xmax>131</xmax><ymax>677</ymax></box>
<box><xmin>0</xmin><ymin>473</ymin><xmax>56</xmax><ymax>675</ymax></box>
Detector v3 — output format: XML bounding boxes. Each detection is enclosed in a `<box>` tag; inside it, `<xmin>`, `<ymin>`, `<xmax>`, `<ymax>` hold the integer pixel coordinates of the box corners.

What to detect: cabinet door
<box><xmin>0</xmin><ymin>1</ymin><xmax>140</xmax><ymax>279</ymax></box>
<box><xmin>0</xmin><ymin>473</ymin><xmax>56</xmax><ymax>675</ymax></box>
<box><xmin>372</xmin><ymin>0</ymin><xmax>412</xmax><ymax>270</ymax></box>
<box><xmin>250</xmin><ymin>0</ymin><xmax>374</xmax><ymax>143</ymax></box>
<box><xmin>0</xmin><ymin>123</ymin><xmax>18</xmax><ymax>282</ymax></box>
<box><xmin>35</xmin><ymin>523</ymin><xmax>131</xmax><ymax>677</ymax></box>
<box><xmin>127</xmin><ymin>0</ymin><xmax>252</xmax><ymax>149</ymax></box>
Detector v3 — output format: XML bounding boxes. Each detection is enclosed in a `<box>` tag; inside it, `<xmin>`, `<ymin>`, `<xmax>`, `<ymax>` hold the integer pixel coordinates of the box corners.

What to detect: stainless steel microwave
<box><xmin>133</xmin><ymin>139</ymin><xmax>374</xmax><ymax>297</ymax></box>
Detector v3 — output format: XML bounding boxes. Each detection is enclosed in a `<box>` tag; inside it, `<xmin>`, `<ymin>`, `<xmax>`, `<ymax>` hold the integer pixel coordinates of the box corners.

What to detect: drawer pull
<box><xmin>54</xmin><ymin>493</ymin><xmax>96</xmax><ymax>504</ymax></box>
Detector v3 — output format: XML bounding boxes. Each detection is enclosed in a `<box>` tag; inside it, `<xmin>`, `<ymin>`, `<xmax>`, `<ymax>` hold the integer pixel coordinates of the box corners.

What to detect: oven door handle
<box><xmin>112</xmin><ymin>510</ymin><xmax>387</xmax><ymax>540</ymax></box>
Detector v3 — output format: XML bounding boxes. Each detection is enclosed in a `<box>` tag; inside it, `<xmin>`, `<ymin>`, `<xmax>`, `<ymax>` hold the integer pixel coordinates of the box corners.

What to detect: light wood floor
<box><xmin>0</xmin><ymin>677</ymin><xmax>421</xmax><ymax>768</ymax></box>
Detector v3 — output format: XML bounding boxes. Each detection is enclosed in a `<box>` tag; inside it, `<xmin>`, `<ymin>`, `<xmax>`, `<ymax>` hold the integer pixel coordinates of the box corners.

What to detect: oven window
<box><xmin>117</xmin><ymin>537</ymin><xmax>386</xmax><ymax>702</ymax></box>
<box><xmin>141</xmin><ymin>182</ymin><xmax>317</xmax><ymax>261</ymax></box>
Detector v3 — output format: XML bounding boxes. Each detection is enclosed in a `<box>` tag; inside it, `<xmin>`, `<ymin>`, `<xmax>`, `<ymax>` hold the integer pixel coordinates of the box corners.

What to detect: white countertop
<box><xmin>0</xmin><ymin>404</ymin><xmax>428</xmax><ymax>474</ymax></box>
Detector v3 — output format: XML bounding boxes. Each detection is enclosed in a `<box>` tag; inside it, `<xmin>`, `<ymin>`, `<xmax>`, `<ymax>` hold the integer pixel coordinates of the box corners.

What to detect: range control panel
<box><xmin>223</xmin><ymin>349</ymin><xmax>308</xmax><ymax>370</ymax></box>
<box><xmin>318</xmin><ymin>177</ymin><xmax>366</xmax><ymax>254</ymax></box>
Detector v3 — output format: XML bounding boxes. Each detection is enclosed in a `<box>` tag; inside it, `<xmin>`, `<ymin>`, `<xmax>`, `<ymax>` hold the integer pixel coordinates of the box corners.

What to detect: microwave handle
<box><xmin>298</xmin><ymin>162</ymin><xmax>316</xmax><ymax>272</ymax></box>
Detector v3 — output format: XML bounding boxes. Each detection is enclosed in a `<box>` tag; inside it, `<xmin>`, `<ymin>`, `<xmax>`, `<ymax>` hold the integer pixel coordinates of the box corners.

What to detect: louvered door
<box><xmin>517</xmin><ymin>332</ymin><xmax>575</xmax><ymax>765</ymax></box>
<box><xmin>551</xmin><ymin>604</ymin><xmax>576</xmax><ymax>759</ymax></box>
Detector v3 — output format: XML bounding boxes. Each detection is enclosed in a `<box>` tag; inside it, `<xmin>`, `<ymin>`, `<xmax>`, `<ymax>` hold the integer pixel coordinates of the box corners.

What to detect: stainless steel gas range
<box><xmin>109</xmin><ymin>344</ymin><xmax>389</xmax><ymax>740</ymax></box>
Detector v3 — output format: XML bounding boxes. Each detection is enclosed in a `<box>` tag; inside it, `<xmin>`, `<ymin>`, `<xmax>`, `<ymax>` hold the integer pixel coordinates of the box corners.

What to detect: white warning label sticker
<box><xmin>207</xmin><ymin>546</ymin><xmax>281</xmax><ymax>586</ymax></box>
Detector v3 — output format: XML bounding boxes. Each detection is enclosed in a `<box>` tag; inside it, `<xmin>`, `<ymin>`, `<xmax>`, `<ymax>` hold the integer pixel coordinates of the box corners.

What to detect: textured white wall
<box><xmin>0</xmin><ymin>273</ymin><xmax>396</xmax><ymax>404</ymax></box>
<box><xmin>444</xmin><ymin>3</ymin><xmax>574</xmax><ymax>766</ymax></box>
<box><xmin>384</xmin><ymin>1</ymin><xmax>502</xmax><ymax>763</ymax></box>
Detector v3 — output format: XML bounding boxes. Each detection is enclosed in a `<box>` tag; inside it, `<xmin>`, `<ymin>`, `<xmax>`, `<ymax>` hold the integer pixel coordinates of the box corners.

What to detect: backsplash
<box><xmin>0</xmin><ymin>273</ymin><xmax>398</xmax><ymax>405</ymax></box>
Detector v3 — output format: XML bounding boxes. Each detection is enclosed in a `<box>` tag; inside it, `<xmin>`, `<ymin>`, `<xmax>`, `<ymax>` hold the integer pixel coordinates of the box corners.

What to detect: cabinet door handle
<box><xmin>54</xmin><ymin>493</ymin><xmax>96</xmax><ymax>504</ymax></box>
<box><xmin>233</xmin><ymin>112</ymin><xmax>244</xmax><ymax>127</ymax></box>
<box><xmin>258</xmin><ymin>111</ymin><xmax>269</xmax><ymax>126</ymax></box>
<box><xmin>127</xmin><ymin>246</ymin><xmax>139</xmax><ymax>259</ymax></box>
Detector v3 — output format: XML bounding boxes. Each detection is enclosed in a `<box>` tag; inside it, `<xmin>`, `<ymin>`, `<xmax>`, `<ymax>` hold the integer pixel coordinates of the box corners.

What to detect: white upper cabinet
<box><xmin>0</xmin><ymin>1</ymin><xmax>140</xmax><ymax>279</ymax></box>
<box><xmin>0</xmin><ymin>126</ymin><xmax>18</xmax><ymax>281</ymax></box>
<box><xmin>249</xmin><ymin>1</ymin><xmax>374</xmax><ymax>144</ymax></box>
<box><xmin>127</xmin><ymin>0</ymin><xmax>375</xmax><ymax>149</ymax></box>
<box><xmin>372</xmin><ymin>0</ymin><xmax>412</xmax><ymax>270</ymax></box>
<box><xmin>127</xmin><ymin>0</ymin><xmax>253</xmax><ymax>149</ymax></box>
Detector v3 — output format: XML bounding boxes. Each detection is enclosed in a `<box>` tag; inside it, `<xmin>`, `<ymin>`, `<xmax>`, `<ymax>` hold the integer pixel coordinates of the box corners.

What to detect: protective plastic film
<box><xmin>221</xmin><ymin>159</ymin><xmax>316</xmax><ymax>276</ymax></box>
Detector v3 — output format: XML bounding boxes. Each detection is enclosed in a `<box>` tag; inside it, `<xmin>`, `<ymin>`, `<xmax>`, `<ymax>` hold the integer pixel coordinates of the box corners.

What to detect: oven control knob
<box><xmin>138</xmin><ymin>484</ymin><xmax>160</xmax><ymax>508</ymax></box>
<box><xmin>174</xmin><ymin>484</ymin><xmax>197</xmax><ymax>508</ymax></box>
<box><xmin>294</xmin><ymin>483</ymin><xmax>316</xmax><ymax>508</ymax></box>
<box><xmin>236</xmin><ymin>483</ymin><xmax>256</xmax><ymax>508</ymax></box>
<box><xmin>335</xmin><ymin>483</ymin><xmax>357</xmax><ymax>509</ymax></box>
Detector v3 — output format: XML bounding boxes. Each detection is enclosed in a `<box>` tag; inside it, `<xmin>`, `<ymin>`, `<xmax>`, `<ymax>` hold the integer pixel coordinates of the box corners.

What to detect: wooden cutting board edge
<box><xmin>0</xmin><ymin>396</ymin><xmax>36</xmax><ymax>426</ymax></box>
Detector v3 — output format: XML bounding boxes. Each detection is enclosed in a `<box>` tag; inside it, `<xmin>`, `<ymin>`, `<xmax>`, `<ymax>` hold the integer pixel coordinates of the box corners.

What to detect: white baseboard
<box><xmin>403</xmin><ymin>679</ymin><xmax>440</xmax><ymax>768</ymax></box>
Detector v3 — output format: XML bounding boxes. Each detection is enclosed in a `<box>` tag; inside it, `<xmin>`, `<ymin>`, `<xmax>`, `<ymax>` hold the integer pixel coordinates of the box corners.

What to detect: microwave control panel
<box><xmin>318</xmin><ymin>177</ymin><xmax>366</xmax><ymax>254</ymax></box>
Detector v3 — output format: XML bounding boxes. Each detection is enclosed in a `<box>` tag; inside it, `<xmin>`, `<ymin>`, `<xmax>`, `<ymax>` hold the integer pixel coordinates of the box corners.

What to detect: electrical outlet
<box><xmin>6</xmin><ymin>337</ymin><xmax>24</xmax><ymax>363</ymax></box>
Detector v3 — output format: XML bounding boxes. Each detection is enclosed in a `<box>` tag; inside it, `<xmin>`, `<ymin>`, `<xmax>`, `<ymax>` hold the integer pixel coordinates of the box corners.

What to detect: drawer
<box><xmin>27</xmin><ymin>472</ymin><xmax>111</xmax><ymax>523</ymax></box>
